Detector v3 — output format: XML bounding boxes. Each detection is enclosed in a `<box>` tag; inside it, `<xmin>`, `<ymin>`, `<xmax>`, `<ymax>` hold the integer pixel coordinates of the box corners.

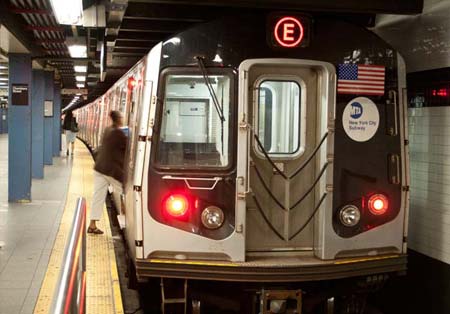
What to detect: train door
<box><xmin>123</xmin><ymin>71</ymin><xmax>145</xmax><ymax>226</ymax></box>
<box><xmin>239</xmin><ymin>59</ymin><xmax>323</xmax><ymax>253</ymax></box>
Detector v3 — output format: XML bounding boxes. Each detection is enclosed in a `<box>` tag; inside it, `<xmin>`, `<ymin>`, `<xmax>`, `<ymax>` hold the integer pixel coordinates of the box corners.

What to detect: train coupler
<box><xmin>259</xmin><ymin>289</ymin><xmax>302</xmax><ymax>314</ymax></box>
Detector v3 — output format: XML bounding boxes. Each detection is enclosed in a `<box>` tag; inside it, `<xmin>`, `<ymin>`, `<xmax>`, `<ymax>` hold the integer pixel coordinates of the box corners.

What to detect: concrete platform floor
<box><xmin>0</xmin><ymin>134</ymin><xmax>72</xmax><ymax>314</ymax></box>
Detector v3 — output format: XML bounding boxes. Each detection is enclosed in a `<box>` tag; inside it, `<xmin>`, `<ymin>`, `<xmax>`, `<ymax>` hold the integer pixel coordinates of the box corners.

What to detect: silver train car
<box><xmin>75</xmin><ymin>12</ymin><xmax>409</xmax><ymax>314</ymax></box>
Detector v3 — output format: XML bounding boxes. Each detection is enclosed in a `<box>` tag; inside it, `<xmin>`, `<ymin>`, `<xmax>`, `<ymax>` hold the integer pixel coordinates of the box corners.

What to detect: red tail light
<box><xmin>128</xmin><ymin>77</ymin><xmax>137</xmax><ymax>90</ymax></box>
<box><xmin>164</xmin><ymin>194</ymin><xmax>189</xmax><ymax>218</ymax></box>
<box><xmin>368</xmin><ymin>194</ymin><xmax>388</xmax><ymax>215</ymax></box>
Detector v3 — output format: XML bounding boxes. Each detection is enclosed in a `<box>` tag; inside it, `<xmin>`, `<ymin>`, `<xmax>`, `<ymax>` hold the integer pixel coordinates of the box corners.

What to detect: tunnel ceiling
<box><xmin>1</xmin><ymin>0</ymin><xmax>423</xmax><ymax>108</ymax></box>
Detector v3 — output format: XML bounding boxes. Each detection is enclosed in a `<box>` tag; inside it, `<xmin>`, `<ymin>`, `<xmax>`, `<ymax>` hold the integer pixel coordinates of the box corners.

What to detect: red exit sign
<box><xmin>268</xmin><ymin>13</ymin><xmax>311</xmax><ymax>49</ymax></box>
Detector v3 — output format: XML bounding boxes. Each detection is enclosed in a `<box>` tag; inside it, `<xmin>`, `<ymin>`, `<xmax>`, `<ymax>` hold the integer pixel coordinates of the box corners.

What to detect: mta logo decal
<box><xmin>350</xmin><ymin>102</ymin><xmax>363</xmax><ymax>119</ymax></box>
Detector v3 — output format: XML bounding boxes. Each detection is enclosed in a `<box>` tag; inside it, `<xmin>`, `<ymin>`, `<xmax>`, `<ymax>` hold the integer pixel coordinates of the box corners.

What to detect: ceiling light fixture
<box><xmin>49</xmin><ymin>0</ymin><xmax>83</xmax><ymax>25</ymax></box>
<box><xmin>75</xmin><ymin>76</ymin><xmax>86</xmax><ymax>82</ymax></box>
<box><xmin>68</xmin><ymin>45</ymin><xmax>87</xmax><ymax>58</ymax></box>
<box><xmin>74</xmin><ymin>65</ymin><xmax>87</xmax><ymax>73</ymax></box>
<box><xmin>76</xmin><ymin>83</ymin><xmax>85</xmax><ymax>88</ymax></box>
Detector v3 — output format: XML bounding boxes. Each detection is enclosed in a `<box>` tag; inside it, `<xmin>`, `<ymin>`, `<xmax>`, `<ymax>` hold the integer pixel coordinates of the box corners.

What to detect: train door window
<box><xmin>156</xmin><ymin>71</ymin><xmax>233</xmax><ymax>169</ymax></box>
<box><xmin>256</xmin><ymin>79</ymin><xmax>302</xmax><ymax>157</ymax></box>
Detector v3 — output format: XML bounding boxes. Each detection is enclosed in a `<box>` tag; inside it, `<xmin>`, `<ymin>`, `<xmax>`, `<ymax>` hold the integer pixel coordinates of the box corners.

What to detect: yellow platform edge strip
<box><xmin>104</xmin><ymin>206</ymin><xmax>125</xmax><ymax>314</ymax></box>
<box><xmin>34</xmin><ymin>140</ymin><xmax>124</xmax><ymax>314</ymax></box>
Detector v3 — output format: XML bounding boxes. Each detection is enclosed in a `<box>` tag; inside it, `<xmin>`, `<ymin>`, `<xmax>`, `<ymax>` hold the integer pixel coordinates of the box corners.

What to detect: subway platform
<box><xmin>0</xmin><ymin>134</ymin><xmax>124</xmax><ymax>314</ymax></box>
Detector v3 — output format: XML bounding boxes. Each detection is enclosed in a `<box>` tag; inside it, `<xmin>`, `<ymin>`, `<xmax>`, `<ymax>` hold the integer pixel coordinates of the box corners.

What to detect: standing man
<box><xmin>88</xmin><ymin>110</ymin><xmax>127</xmax><ymax>234</ymax></box>
<box><xmin>62</xmin><ymin>110</ymin><xmax>78</xmax><ymax>156</ymax></box>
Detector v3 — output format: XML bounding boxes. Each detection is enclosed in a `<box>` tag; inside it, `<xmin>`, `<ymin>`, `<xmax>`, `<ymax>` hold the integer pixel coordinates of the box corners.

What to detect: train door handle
<box><xmin>387</xmin><ymin>90</ymin><xmax>398</xmax><ymax>136</ymax></box>
<box><xmin>387</xmin><ymin>154</ymin><xmax>401</xmax><ymax>185</ymax></box>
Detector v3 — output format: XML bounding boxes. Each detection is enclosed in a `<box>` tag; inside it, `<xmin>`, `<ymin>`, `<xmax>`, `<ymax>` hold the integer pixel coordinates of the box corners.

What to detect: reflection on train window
<box><xmin>157</xmin><ymin>74</ymin><xmax>232</xmax><ymax>168</ymax></box>
<box><xmin>257</xmin><ymin>80</ymin><xmax>300</xmax><ymax>155</ymax></box>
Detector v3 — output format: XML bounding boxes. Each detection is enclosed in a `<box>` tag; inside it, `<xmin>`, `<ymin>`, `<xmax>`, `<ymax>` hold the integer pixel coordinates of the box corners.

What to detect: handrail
<box><xmin>51</xmin><ymin>197</ymin><xmax>87</xmax><ymax>314</ymax></box>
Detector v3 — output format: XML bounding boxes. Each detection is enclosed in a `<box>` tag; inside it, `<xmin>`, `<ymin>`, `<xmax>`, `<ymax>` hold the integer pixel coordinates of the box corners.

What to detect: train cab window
<box><xmin>257</xmin><ymin>80</ymin><xmax>301</xmax><ymax>156</ymax></box>
<box><xmin>157</xmin><ymin>73</ymin><xmax>232</xmax><ymax>168</ymax></box>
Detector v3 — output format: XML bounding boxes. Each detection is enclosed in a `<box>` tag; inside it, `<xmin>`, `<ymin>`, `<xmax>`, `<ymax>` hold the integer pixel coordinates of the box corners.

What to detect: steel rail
<box><xmin>51</xmin><ymin>197</ymin><xmax>87</xmax><ymax>314</ymax></box>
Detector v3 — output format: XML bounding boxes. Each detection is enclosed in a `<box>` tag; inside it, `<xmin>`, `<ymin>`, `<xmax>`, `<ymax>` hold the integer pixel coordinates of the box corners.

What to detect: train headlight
<box><xmin>339</xmin><ymin>205</ymin><xmax>361</xmax><ymax>227</ymax></box>
<box><xmin>201</xmin><ymin>206</ymin><xmax>224</xmax><ymax>229</ymax></box>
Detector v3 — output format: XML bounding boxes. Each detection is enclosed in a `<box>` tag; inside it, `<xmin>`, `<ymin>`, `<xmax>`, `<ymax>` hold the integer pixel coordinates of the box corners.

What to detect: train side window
<box><xmin>257</xmin><ymin>80</ymin><xmax>301</xmax><ymax>156</ymax></box>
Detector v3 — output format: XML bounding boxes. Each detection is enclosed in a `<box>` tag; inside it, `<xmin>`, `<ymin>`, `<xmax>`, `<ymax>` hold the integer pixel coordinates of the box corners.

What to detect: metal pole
<box><xmin>51</xmin><ymin>197</ymin><xmax>87</xmax><ymax>314</ymax></box>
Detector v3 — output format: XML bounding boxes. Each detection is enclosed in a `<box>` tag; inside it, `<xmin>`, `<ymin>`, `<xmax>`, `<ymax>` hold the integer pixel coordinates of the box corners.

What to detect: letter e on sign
<box><xmin>274</xmin><ymin>16</ymin><xmax>304</xmax><ymax>48</ymax></box>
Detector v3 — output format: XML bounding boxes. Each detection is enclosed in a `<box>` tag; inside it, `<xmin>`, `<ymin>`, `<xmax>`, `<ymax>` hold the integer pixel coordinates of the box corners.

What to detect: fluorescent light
<box><xmin>74</xmin><ymin>65</ymin><xmax>87</xmax><ymax>73</ymax></box>
<box><xmin>68</xmin><ymin>45</ymin><xmax>87</xmax><ymax>58</ymax></box>
<box><xmin>49</xmin><ymin>0</ymin><xmax>83</xmax><ymax>25</ymax></box>
<box><xmin>0</xmin><ymin>78</ymin><xmax>8</xmax><ymax>81</ymax></box>
<box><xmin>75</xmin><ymin>76</ymin><xmax>86</xmax><ymax>82</ymax></box>
<box><xmin>77</xmin><ymin>83</ymin><xmax>85</xmax><ymax>88</ymax></box>
<box><xmin>0</xmin><ymin>65</ymin><xmax>7</xmax><ymax>70</ymax></box>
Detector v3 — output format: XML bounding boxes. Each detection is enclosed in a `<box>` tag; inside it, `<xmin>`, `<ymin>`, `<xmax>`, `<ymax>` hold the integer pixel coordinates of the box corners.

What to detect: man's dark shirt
<box><xmin>94</xmin><ymin>126</ymin><xmax>127</xmax><ymax>183</ymax></box>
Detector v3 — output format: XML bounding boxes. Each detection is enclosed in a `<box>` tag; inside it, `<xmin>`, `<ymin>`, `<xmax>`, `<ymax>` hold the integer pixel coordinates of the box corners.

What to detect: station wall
<box><xmin>408</xmin><ymin>106</ymin><xmax>450</xmax><ymax>264</ymax></box>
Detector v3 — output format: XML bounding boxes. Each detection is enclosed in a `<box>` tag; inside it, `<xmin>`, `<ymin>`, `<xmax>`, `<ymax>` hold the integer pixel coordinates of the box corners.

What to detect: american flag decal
<box><xmin>337</xmin><ymin>64</ymin><xmax>385</xmax><ymax>95</ymax></box>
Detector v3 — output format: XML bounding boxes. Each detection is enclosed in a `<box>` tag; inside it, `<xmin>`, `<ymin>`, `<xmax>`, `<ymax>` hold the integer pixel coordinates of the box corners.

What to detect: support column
<box><xmin>53</xmin><ymin>83</ymin><xmax>61</xmax><ymax>156</ymax></box>
<box><xmin>8</xmin><ymin>53</ymin><xmax>32</xmax><ymax>202</ymax></box>
<box><xmin>32</xmin><ymin>70</ymin><xmax>45</xmax><ymax>179</ymax></box>
<box><xmin>43</xmin><ymin>71</ymin><xmax>54</xmax><ymax>165</ymax></box>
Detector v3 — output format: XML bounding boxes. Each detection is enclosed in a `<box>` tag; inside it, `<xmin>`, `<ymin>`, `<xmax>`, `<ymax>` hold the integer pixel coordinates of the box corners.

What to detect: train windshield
<box><xmin>156</xmin><ymin>73</ymin><xmax>232</xmax><ymax>168</ymax></box>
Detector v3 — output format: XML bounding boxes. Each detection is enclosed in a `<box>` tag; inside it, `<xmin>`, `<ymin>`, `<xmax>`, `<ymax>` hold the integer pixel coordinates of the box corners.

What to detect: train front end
<box><xmin>134</xmin><ymin>12</ymin><xmax>409</xmax><ymax>313</ymax></box>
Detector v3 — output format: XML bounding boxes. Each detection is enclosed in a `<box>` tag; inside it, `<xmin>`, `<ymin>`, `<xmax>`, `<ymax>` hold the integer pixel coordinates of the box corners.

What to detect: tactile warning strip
<box><xmin>34</xmin><ymin>140</ymin><xmax>124</xmax><ymax>314</ymax></box>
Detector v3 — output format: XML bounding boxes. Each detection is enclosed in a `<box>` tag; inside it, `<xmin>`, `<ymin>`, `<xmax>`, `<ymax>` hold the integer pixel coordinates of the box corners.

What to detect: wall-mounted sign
<box><xmin>44</xmin><ymin>100</ymin><xmax>53</xmax><ymax>117</ymax></box>
<box><xmin>61</xmin><ymin>88</ymin><xmax>88</xmax><ymax>95</ymax></box>
<box><xmin>12</xmin><ymin>84</ymin><xmax>29</xmax><ymax>106</ymax></box>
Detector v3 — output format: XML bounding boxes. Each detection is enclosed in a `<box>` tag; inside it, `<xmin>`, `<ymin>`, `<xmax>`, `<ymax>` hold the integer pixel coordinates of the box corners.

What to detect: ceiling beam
<box><xmin>127</xmin><ymin>0</ymin><xmax>423</xmax><ymax>14</ymax></box>
<box><xmin>120</xmin><ymin>18</ymin><xmax>195</xmax><ymax>33</ymax></box>
<box><xmin>9</xmin><ymin>6</ymin><xmax>53</xmax><ymax>15</ymax></box>
<box><xmin>116</xmin><ymin>30</ymin><xmax>168</xmax><ymax>41</ymax></box>
<box><xmin>124</xmin><ymin>3</ymin><xmax>213</xmax><ymax>22</ymax></box>
<box><xmin>36</xmin><ymin>39</ymin><xmax>66</xmax><ymax>44</ymax></box>
<box><xmin>115</xmin><ymin>39</ymin><xmax>158</xmax><ymax>48</ymax></box>
<box><xmin>33</xmin><ymin>57</ymin><xmax>97</xmax><ymax>62</ymax></box>
<box><xmin>114</xmin><ymin>47</ymin><xmax>150</xmax><ymax>53</ymax></box>
<box><xmin>0</xmin><ymin>1</ymin><xmax>44</xmax><ymax>56</ymax></box>
<box><xmin>26</xmin><ymin>25</ymin><xmax>65</xmax><ymax>32</ymax></box>
<box><xmin>112</xmin><ymin>51</ymin><xmax>144</xmax><ymax>57</ymax></box>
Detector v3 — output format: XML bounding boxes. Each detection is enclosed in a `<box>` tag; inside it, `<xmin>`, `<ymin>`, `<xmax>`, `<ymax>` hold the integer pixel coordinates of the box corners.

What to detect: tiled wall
<box><xmin>408</xmin><ymin>106</ymin><xmax>450</xmax><ymax>264</ymax></box>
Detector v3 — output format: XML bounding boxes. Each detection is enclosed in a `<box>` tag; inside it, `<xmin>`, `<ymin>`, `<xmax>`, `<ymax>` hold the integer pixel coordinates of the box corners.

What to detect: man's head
<box><xmin>110</xmin><ymin>110</ymin><xmax>123</xmax><ymax>127</ymax></box>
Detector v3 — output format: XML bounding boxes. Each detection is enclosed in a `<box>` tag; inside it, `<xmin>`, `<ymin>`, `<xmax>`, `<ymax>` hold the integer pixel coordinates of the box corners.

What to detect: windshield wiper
<box><xmin>195</xmin><ymin>56</ymin><xmax>225</xmax><ymax>122</ymax></box>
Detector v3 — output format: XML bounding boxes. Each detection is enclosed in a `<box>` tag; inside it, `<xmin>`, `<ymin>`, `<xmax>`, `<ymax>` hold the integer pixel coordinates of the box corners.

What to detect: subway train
<box><xmin>74</xmin><ymin>12</ymin><xmax>410</xmax><ymax>314</ymax></box>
